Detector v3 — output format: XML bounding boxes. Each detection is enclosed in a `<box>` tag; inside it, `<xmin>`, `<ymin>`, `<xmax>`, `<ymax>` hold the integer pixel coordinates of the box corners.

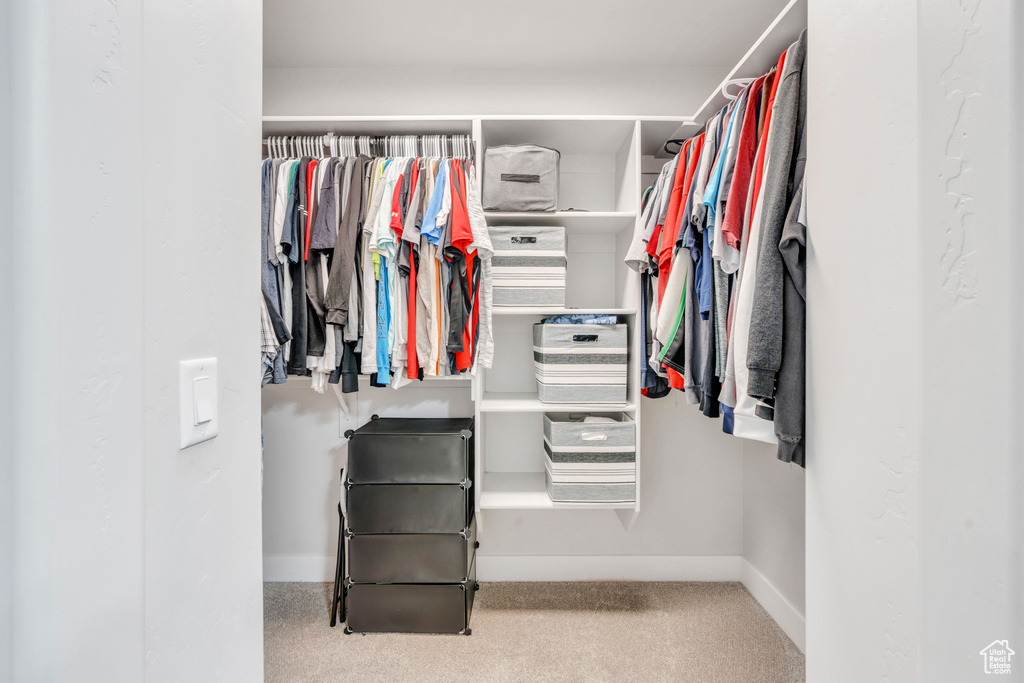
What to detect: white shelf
<box><xmin>484</xmin><ymin>211</ymin><xmax>634</xmax><ymax>234</ymax></box>
<box><xmin>493</xmin><ymin>307</ymin><xmax>636</xmax><ymax>316</ymax></box>
<box><xmin>479</xmin><ymin>392</ymin><xmax>635</xmax><ymax>414</ymax></box>
<box><xmin>479</xmin><ymin>472</ymin><xmax>636</xmax><ymax>510</ymax></box>
<box><xmin>261</xmin><ymin>115</ymin><xmax>473</xmax><ymax>136</ymax></box>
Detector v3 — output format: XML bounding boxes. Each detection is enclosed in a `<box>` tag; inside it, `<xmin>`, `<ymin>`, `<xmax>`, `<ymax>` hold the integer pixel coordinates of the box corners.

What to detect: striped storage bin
<box><xmin>543</xmin><ymin>413</ymin><xmax>635</xmax><ymax>503</ymax></box>
<box><xmin>489</xmin><ymin>226</ymin><xmax>566</xmax><ymax>306</ymax></box>
<box><xmin>533</xmin><ymin>323</ymin><xmax>628</xmax><ymax>403</ymax></box>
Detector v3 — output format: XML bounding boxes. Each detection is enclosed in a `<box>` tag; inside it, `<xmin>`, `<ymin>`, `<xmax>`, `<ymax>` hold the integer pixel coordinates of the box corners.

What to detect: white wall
<box><xmin>806</xmin><ymin>1</ymin><xmax>921</xmax><ymax>679</ymax></box>
<box><xmin>11</xmin><ymin>1</ymin><xmax>146</xmax><ymax>679</ymax></box>
<box><xmin>263</xmin><ymin>66</ymin><xmax>725</xmax><ymax>117</ymax></box>
<box><xmin>918</xmin><ymin>0</ymin><xmax>1022</xmax><ymax>679</ymax></box>
<box><xmin>808</xmin><ymin>0</ymin><xmax>1022</xmax><ymax>680</ymax></box>
<box><xmin>8</xmin><ymin>1</ymin><xmax>264</xmax><ymax>681</ymax></box>
<box><xmin>262</xmin><ymin>384</ymin><xmax>746</xmax><ymax>580</ymax></box>
<box><xmin>140</xmin><ymin>1</ymin><xmax>264</xmax><ymax>680</ymax></box>
<box><xmin>262</xmin><ymin>379</ymin><xmax>476</xmax><ymax>580</ymax></box>
<box><xmin>0</xmin><ymin>0</ymin><xmax>12</xmax><ymax>676</ymax></box>
<box><xmin>742</xmin><ymin>441</ymin><xmax>805</xmax><ymax>650</ymax></box>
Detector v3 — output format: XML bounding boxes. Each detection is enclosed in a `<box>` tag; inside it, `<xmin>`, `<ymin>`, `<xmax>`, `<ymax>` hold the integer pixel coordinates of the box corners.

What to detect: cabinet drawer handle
<box><xmin>581</xmin><ymin>432</ymin><xmax>608</xmax><ymax>442</ymax></box>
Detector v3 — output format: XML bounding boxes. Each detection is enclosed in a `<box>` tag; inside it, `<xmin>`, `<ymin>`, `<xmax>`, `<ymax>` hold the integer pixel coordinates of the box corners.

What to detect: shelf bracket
<box><xmin>332</xmin><ymin>383</ymin><xmax>353</xmax><ymax>419</ymax></box>
<box><xmin>615</xmin><ymin>508</ymin><xmax>640</xmax><ymax>531</ymax></box>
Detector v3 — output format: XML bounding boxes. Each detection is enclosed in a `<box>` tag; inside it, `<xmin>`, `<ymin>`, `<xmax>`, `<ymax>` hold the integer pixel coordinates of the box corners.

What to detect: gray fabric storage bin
<box><xmin>483</xmin><ymin>145</ymin><xmax>560</xmax><ymax>211</ymax></box>
<box><xmin>542</xmin><ymin>413</ymin><xmax>636</xmax><ymax>503</ymax></box>
<box><xmin>533</xmin><ymin>324</ymin><xmax>628</xmax><ymax>403</ymax></box>
<box><xmin>490</xmin><ymin>226</ymin><xmax>566</xmax><ymax>307</ymax></box>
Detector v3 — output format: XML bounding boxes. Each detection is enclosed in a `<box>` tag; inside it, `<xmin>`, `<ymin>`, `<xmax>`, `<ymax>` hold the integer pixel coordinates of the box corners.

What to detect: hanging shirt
<box><xmin>724</xmin><ymin>49</ymin><xmax>788</xmax><ymax>445</ymax></box>
<box><xmin>420</xmin><ymin>161</ymin><xmax>448</xmax><ymax>247</ymax></box>
<box><xmin>466</xmin><ymin>161</ymin><xmax>495</xmax><ymax>369</ymax></box>
<box><xmin>719</xmin><ymin>75</ymin><xmax>767</xmax><ymax>274</ymax></box>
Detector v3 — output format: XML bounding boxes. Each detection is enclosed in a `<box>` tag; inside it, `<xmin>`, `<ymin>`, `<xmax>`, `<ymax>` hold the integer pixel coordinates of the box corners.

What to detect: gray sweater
<box><xmin>746</xmin><ymin>29</ymin><xmax>807</xmax><ymax>400</ymax></box>
<box><xmin>775</xmin><ymin>173</ymin><xmax>806</xmax><ymax>465</ymax></box>
<box><xmin>324</xmin><ymin>156</ymin><xmax>366</xmax><ymax>326</ymax></box>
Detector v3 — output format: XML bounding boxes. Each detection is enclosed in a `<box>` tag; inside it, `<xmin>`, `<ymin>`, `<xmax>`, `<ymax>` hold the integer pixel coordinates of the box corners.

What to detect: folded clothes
<box><xmin>542</xmin><ymin>314</ymin><xmax>619</xmax><ymax>325</ymax></box>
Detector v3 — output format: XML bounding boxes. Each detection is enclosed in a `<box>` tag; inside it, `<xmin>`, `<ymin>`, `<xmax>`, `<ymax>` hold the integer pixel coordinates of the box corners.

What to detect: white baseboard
<box><xmin>475</xmin><ymin>555</ymin><xmax>743</xmax><ymax>582</ymax></box>
<box><xmin>740</xmin><ymin>559</ymin><xmax>806</xmax><ymax>653</ymax></box>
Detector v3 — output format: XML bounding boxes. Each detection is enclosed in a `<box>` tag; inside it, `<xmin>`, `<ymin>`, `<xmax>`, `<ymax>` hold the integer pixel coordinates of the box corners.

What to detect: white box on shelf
<box><xmin>533</xmin><ymin>323</ymin><xmax>627</xmax><ymax>404</ymax></box>
<box><xmin>490</xmin><ymin>226</ymin><xmax>567</xmax><ymax>307</ymax></box>
<box><xmin>543</xmin><ymin>413</ymin><xmax>635</xmax><ymax>503</ymax></box>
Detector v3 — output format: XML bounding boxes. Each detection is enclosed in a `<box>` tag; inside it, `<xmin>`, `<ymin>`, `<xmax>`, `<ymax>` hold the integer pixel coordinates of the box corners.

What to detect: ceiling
<box><xmin>264</xmin><ymin>0</ymin><xmax>792</xmax><ymax>70</ymax></box>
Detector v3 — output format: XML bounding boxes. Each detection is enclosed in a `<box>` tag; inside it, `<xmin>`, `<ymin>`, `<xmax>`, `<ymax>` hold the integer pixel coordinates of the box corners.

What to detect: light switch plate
<box><xmin>179</xmin><ymin>358</ymin><xmax>218</xmax><ymax>449</ymax></box>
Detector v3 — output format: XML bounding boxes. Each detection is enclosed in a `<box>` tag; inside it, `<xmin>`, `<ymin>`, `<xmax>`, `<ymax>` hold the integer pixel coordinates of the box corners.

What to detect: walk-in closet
<box><xmin>5</xmin><ymin>0</ymin><xmax>1022</xmax><ymax>681</ymax></box>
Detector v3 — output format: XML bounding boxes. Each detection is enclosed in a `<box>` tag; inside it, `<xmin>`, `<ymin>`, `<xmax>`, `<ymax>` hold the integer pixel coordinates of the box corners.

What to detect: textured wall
<box><xmin>808</xmin><ymin>0</ymin><xmax>1022</xmax><ymax>680</ymax></box>
<box><xmin>806</xmin><ymin>0</ymin><xmax>922</xmax><ymax>680</ymax></box>
<box><xmin>141</xmin><ymin>0</ymin><xmax>264</xmax><ymax>680</ymax></box>
<box><xmin>11</xmin><ymin>1</ymin><xmax>147</xmax><ymax>679</ymax></box>
<box><xmin>9</xmin><ymin>1</ymin><xmax>264</xmax><ymax>681</ymax></box>
<box><xmin>919</xmin><ymin>0</ymin><xmax>1022</xmax><ymax>679</ymax></box>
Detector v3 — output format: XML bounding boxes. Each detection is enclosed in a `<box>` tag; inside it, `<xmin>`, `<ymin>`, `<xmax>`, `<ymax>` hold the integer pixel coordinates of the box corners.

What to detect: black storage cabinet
<box><xmin>341</xmin><ymin>416</ymin><xmax>478</xmax><ymax>635</ymax></box>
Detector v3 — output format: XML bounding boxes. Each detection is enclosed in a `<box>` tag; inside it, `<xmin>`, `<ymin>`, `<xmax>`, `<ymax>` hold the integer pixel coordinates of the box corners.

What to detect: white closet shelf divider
<box><xmin>483</xmin><ymin>211</ymin><xmax>635</xmax><ymax>234</ymax></box>
<box><xmin>480</xmin><ymin>472</ymin><xmax>636</xmax><ymax>510</ymax></box>
<box><xmin>479</xmin><ymin>391</ymin><xmax>636</xmax><ymax>414</ymax></box>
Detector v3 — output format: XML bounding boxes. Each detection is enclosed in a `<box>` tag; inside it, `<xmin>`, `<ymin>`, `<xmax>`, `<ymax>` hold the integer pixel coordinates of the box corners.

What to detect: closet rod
<box><xmin>262</xmin><ymin>133</ymin><xmax>475</xmax><ymax>160</ymax></box>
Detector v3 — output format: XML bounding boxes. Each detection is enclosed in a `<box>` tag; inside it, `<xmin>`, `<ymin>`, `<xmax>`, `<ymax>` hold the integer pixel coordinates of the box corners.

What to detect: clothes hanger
<box><xmin>721</xmin><ymin>77</ymin><xmax>755</xmax><ymax>101</ymax></box>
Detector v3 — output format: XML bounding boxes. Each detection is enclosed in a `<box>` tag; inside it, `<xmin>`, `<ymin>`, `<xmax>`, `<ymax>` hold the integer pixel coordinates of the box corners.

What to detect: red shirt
<box><xmin>390</xmin><ymin>173</ymin><xmax>405</xmax><ymax>241</ymax></box>
<box><xmin>450</xmin><ymin>160</ymin><xmax>475</xmax><ymax>256</ymax></box>
<box><xmin>657</xmin><ymin>132</ymin><xmax>704</xmax><ymax>305</ymax></box>
<box><xmin>303</xmin><ymin>160</ymin><xmax>319</xmax><ymax>261</ymax></box>
<box><xmin>720</xmin><ymin>74</ymin><xmax>767</xmax><ymax>252</ymax></box>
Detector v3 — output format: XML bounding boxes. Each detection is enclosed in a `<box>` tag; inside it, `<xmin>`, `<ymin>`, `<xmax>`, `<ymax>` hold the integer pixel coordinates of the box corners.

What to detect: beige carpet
<box><xmin>265</xmin><ymin>581</ymin><xmax>805</xmax><ymax>683</ymax></box>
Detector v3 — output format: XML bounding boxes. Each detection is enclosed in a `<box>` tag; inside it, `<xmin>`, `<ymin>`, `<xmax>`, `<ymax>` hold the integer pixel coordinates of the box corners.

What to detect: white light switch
<box><xmin>180</xmin><ymin>358</ymin><xmax>218</xmax><ymax>449</ymax></box>
<box><xmin>193</xmin><ymin>377</ymin><xmax>214</xmax><ymax>424</ymax></box>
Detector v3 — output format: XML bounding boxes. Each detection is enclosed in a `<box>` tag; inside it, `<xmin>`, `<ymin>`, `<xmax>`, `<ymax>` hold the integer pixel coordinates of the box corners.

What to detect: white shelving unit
<box><xmin>261</xmin><ymin>114</ymin><xmax>650</xmax><ymax>530</ymax></box>
<box><xmin>470</xmin><ymin>116</ymin><xmax>643</xmax><ymax>531</ymax></box>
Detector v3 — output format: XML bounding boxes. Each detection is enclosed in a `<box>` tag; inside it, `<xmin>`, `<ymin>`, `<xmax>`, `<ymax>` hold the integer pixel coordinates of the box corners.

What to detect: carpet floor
<box><xmin>264</xmin><ymin>581</ymin><xmax>805</xmax><ymax>683</ymax></box>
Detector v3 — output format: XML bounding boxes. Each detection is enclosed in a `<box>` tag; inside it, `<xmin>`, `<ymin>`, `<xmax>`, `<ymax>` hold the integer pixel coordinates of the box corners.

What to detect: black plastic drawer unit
<box><xmin>347</xmin><ymin>417</ymin><xmax>474</xmax><ymax>484</ymax></box>
<box><xmin>341</xmin><ymin>416</ymin><xmax>478</xmax><ymax>635</ymax></box>
<box><xmin>348</xmin><ymin>517</ymin><xmax>477</xmax><ymax>584</ymax></box>
<box><xmin>346</xmin><ymin>484</ymin><xmax>471</xmax><ymax>534</ymax></box>
<box><xmin>346</xmin><ymin>559</ymin><xmax>477</xmax><ymax>635</ymax></box>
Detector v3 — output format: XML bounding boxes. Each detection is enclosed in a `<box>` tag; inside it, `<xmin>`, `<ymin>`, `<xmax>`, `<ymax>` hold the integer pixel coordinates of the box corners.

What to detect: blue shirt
<box><xmin>375</xmin><ymin>256</ymin><xmax>391</xmax><ymax>384</ymax></box>
<box><xmin>420</xmin><ymin>162</ymin><xmax>448</xmax><ymax>247</ymax></box>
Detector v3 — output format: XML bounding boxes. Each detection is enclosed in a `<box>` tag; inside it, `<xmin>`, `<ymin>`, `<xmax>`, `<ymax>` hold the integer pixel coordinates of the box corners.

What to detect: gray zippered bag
<box><xmin>483</xmin><ymin>144</ymin><xmax>560</xmax><ymax>211</ymax></box>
